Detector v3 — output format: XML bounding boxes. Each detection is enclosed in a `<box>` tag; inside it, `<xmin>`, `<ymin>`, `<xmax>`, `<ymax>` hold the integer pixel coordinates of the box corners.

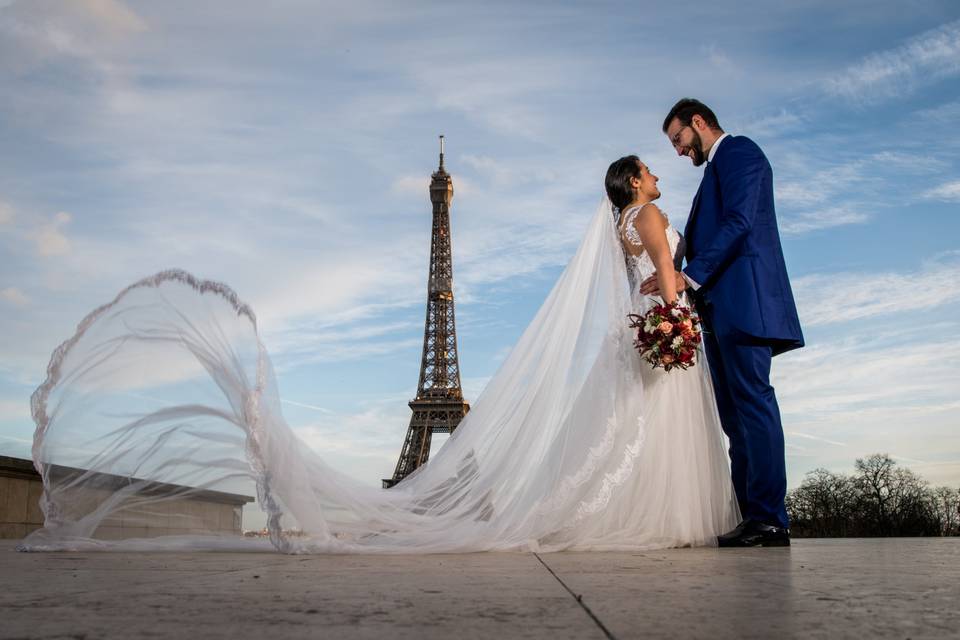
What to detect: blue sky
<box><xmin>1</xmin><ymin>0</ymin><xmax>959</xmax><ymax>494</ymax></box>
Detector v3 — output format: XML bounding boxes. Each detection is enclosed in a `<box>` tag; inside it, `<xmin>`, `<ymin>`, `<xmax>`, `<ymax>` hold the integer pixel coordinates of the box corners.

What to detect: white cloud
<box><xmin>773</xmin><ymin>148</ymin><xmax>945</xmax><ymax>233</ymax></box>
<box><xmin>0</xmin><ymin>201</ymin><xmax>13</xmax><ymax>225</ymax></box>
<box><xmin>460</xmin><ymin>155</ymin><xmax>516</xmax><ymax>186</ymax></box>
<box><xmin>280</xmin><ymin>398</ymin><xmax>333</xmax><ymax>414</ymax></box>
<box><xmin>781</xmin><ymin>206</ymin><xmax>869</xmax><ymax>234</ymax></box>
<box><xmin>34</xmin><ymin>211</ymin><xmax>71</xmax><ymax>256</ymax></box>
<box><xmin>913</xmin><ymin>100</ymin><xmax>960</xmax><ymax>125</ymax></box>
<box><xmin>77</xmin><ymin>0</ymin><xmax>143</xmax><ymax>32</ymax></box>
<box><xmin>792</xmin><ymin>260</ymin><xmax>960</xmax><ymax>327</ymax></box>
<box><xmin>0</xmin><ymin>0</ymin><xmax>146</xmax><ymax>73</ymax></box>
<box><xmin>702</xmin><ymin>44</ymin><xmax>737</xmax><ymax>74</ymax></box>
<box><xmin>390</xmin><ymin>174</ymin><xmax>429</xmax><ymax>197</ymax></box>
<box><xmin>399</xmin><ymin>45</ymin><xmax>589</xmax><ymax>140</ymax></box>
<box><xmin>776</xmin><ymin>332</ymin><xmax>960</xmax><ymax>415</ymax></box>
<box><xmin>775</xmin><ymin>159</ymin><xmax>869</xmax><ymax>209</ymax></box>
<box><xmin>824</xmin><ymin>19</ymin><xmax>960</xmax><ymax>102</ymax></box>
<box><xmin>460</xmin><ymin>154</ymin><xmax>559</xmax><ymax>188</ymax></box>
<box><xmin>0</xmin><ymin>433</ymin><xmax>31</xmax><ymax>460</ymax></box>
<box><xmin>740</xmin><ymin>109</ymin><xmax>803</xmax><ymax>138</ymax></box>
<box><xmin>775</xmin><ymin>326</ymin><xmax>960</xmax><ymax>487</ymax></box>
<box><xmin>292</xmin><ymin>403</ymin><xmax>411</xmax><ymax>486</ymax></box>
<box><xmin>869</xmin><ymin>151</ymin><xmax>948</xmax><ymax>173</ymax></box>
<box><xmin>0</xmin><ymin>398</ymin><xmax>31</xmax><ymax>421</ymax></box>
<box><xmin>0</xmin><ymin>287</ymin><xmax>29</xmax><ymax>307</ymax></box>
<box><xmin>924</xmin><ymin>180</ymin><xmax>960</xmax><ymax>202</ymax></box>
<box><xmin>275</xmin><ymin>335</ymin><xmax>422</xmax><ymax>371</ymax></box>
<box><xmin>786</xmin><ymin>431</ymin><xmax>847</xmax><ymax>447</ymax></box>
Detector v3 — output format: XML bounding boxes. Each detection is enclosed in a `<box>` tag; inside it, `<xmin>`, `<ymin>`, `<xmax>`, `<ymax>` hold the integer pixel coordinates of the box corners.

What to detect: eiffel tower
<box><xmin>383</xmin><ymin>137</ymin><xmax>470</xmax><ymax>489</ymax></box>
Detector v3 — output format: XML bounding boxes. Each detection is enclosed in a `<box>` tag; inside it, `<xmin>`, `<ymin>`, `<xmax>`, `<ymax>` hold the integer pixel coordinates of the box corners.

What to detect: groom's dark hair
<box><xmin>662</xmin><ymin>98</ymin><xmax>722</xmax><ymax>133</ymax></box>
<box><xmin>605</xmin><ymin>155</ymin><xmax>642</xmax><ymax>211</ymax></box>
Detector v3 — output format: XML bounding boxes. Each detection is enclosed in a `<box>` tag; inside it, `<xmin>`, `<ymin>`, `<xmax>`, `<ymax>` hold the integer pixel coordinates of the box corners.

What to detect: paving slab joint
<box><xmin>533</xmin><ymin>552</ymin><xmax>617</xmax><ymax>640</ymax></box>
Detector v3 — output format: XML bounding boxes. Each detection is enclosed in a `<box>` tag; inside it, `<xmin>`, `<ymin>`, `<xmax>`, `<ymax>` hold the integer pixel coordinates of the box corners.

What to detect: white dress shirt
<box><xmin>682</xmin><ymin>133</ymin><xmax>730</xmax><ymax>292</ymax></box>
<box><xmin>707</xmin><ymin>132</ymin><xmax>729</xmax><ymax>163</ymax></box>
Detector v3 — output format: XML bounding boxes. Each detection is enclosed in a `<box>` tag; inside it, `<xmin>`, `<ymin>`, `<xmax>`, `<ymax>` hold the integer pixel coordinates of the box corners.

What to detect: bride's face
<box><xmin>635</xmin><ymin>162</ymin><xmax>661</xmax><ymax>201</ymax></box>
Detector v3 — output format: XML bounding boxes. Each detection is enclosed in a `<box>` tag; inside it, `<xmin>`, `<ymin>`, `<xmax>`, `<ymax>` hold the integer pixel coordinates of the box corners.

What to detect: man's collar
<box><xmin>707</xmin><ymin>132</ymin><xmax>730</xmax><ymax>164</ymax></box>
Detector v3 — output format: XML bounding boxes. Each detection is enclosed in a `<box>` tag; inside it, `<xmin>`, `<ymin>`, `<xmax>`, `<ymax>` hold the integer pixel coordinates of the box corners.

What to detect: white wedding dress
<box><xmin>20</xmin><ymin>198</ymin><xmax>738</xmax><ymax>553</ymax></box>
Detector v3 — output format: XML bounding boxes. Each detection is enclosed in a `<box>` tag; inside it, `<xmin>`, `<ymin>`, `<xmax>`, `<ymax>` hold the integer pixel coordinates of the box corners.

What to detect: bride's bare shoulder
<box><xmin>634</xmin><ymin>203</ymin><xmax>668</xmax><ymax>228</ymax></box>
<box><xmin>639</xmin><ymin>202</ymin><xmax>666</xmax><ymax>217</ymax></box>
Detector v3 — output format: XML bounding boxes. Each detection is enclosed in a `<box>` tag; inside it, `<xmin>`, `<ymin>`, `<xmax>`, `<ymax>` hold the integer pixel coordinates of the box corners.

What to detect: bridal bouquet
<box><xmin>627</xmin><ymin>302</ymin><xmax>702</xmax><ymax>372</ymax></box>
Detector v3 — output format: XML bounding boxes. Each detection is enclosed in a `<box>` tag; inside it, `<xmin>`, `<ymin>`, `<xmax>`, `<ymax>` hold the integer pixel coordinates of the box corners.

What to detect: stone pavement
<box><xmin>1</xmin><ymin>538</ymin><xmax>957</xmax><ymax>639</ymax></box>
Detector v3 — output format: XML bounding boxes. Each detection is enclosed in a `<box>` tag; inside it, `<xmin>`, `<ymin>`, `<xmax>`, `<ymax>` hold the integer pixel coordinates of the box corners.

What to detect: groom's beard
<box><xmin>689</xmin><ymin>129</ymin><xmax>707</xmax><ymax>166</ymax></box>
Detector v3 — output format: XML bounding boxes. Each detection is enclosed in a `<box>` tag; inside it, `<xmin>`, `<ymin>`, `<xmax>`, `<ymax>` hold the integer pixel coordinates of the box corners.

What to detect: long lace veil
<box><xmin>19</xmin><ymin>197</ymin><xmax>651</xmax><ymax>553</ymax></box>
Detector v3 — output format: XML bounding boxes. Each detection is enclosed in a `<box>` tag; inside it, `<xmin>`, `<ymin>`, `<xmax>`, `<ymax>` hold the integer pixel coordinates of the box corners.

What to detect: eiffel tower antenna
<box><xmin>383</xmin><ymin>137</ymin><xmax>470</xmax><ymax>488</ymax></box>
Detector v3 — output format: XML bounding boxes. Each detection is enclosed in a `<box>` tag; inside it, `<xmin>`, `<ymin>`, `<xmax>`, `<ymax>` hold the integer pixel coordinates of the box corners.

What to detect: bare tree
<box><xmin>853</xmin><ymin>454</ymin><xmax>896</xmax><ymax>535</ymax></box>
<box><xmin>786</xmin><ymin>468</ymin><xmax>857</xmax><ymax>537</ymax></box>
<box><xmin>928</xmin><ymin>486</ymin><xmax>960</xmax><ymax>536</ymax></box>
<box><xmin>786</xmin><ymin>454</ymin><xmax>951</xmax><ymax>537</ymax></box>
<box><xmin>853</xmin><ymin>455</ymin><xmax>937</xmax><ymax>536</ymax></box>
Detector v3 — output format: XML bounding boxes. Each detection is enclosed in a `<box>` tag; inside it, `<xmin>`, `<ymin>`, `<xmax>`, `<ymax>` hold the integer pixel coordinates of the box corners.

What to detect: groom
<box><xmin>641</xmin><ymin>98</ymin><xmax>804</xmax><ymax>547</ymax></box>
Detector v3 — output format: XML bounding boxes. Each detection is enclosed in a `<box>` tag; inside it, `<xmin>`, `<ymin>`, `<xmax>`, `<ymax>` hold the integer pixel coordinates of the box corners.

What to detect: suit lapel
<box><xmin>684</xmin><ymin>167</ymin><xmax>709</xmax><ymax>251</ymax></box>
<box><xmin>685</xmin><ymin>137</ymin><xmax>732</xmax><ymax>255</ymax></box>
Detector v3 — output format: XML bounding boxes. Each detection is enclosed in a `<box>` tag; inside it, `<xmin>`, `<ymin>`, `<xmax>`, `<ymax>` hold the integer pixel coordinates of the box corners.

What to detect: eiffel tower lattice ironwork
<box><xmin>383</xmin><ymin>136</ymin><xmax>470</xmax><ymax>489</ymax></box>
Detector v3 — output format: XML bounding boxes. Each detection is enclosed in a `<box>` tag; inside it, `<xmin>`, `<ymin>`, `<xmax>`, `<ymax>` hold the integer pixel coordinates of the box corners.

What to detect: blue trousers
<box><xmin>701</xmin><ymin>305</ymin><xmax>789</xmax><ymax>529</ymax></box>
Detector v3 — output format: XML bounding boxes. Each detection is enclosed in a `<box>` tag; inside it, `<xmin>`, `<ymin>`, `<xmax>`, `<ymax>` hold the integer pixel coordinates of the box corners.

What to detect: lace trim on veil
<box><xmin>23</xmin><ymin>269</ymin><xmax>288</xmax><ymax>552</ymax></box>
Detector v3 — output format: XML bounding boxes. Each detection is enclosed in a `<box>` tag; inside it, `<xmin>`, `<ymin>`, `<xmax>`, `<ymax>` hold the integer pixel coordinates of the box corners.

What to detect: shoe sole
<box><xmin>761</xmin><ymin>539</ymin><xmax>790</xmax><ymax>547</ymax></box>
<box><xmin>717</xmin><ymin>538</ymin><xmax>791</xmax><ymax>548</ymax></box>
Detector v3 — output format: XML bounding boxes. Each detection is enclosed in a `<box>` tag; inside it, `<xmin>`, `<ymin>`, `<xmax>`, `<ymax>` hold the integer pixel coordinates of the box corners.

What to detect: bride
<box><xmin>20</xmin><ymin>156</ymin><xmax>738</xmax><ymax>553</ymax></box>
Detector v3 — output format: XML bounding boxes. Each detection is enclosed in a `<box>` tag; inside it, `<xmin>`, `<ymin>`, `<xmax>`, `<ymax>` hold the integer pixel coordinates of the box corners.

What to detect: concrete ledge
<box><xmin>0</xmin><ymin>455</ymin><xmax>254</xmax><ymax>505</ymax></box>
<box><xmin>0</xmin><ymin>455</ymin><xmax>253</xmax><ymax>539</ymax></box>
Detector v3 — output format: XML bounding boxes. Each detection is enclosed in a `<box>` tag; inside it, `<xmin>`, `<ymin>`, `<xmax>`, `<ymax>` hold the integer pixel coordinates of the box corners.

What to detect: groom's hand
<box><xmin>639</xmin><ymin>273</ymin><xmax>688</xmax><ymax>296</ymax></box>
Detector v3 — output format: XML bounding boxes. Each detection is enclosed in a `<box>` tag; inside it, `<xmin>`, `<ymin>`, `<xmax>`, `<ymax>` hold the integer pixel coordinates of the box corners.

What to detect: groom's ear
<box><xmin>691</xmin><ymin>114</ymin><xmax>706</xmax><ymax>131</ymax></box>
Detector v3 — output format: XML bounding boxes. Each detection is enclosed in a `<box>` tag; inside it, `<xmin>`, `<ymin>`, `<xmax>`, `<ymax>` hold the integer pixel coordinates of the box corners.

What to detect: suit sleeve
<box><xmin>683</xmin><ymin>140</ymin><xmax>767</xmax><ymax>289</ymax></box>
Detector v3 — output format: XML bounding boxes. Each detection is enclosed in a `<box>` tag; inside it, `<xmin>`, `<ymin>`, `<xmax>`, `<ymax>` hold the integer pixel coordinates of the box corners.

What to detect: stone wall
<box><xmin>0</xmin><ymin>456</ymin><xmax>253</xmax><ymax>540</ymax></box>
<box><xmin>0</xmin><ymin>473</ymin><xmax>43</xmax><ymax>539</ymax></box>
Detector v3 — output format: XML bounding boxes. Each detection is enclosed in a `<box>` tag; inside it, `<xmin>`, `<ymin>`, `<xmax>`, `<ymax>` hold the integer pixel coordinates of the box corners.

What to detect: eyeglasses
<box><xmin>670</xmin><ymin>125</ymin><xmax>690</xmax><ymax>149</ymax></box>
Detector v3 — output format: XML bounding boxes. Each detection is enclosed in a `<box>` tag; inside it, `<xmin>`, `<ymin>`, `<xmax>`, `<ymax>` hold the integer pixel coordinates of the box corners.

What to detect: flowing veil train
<box><xmin>19</xmin><ymin>197</ymin><xmax>736</xmax><ymax>553</ymax></box>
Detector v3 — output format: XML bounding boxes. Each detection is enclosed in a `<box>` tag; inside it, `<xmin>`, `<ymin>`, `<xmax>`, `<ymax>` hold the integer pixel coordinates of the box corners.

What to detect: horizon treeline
<box><xmin>786</xmin><ymin>454</ymin><xmax>959</xmax><ymax>537</ymax></box>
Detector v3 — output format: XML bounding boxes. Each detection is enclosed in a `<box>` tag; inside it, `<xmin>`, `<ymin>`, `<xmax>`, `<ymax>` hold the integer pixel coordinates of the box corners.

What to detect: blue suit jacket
<box><xmin>683</xmin><ymin>135</ymin><xmax>804</xmax><ymax>356</ymax></box>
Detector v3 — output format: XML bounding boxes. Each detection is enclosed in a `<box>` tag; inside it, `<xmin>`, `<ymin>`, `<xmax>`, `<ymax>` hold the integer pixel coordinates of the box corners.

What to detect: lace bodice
<box><xmin>618</xmin><ymin>204</ymin><xmax>683</xmax><ymax>300</ymax></box>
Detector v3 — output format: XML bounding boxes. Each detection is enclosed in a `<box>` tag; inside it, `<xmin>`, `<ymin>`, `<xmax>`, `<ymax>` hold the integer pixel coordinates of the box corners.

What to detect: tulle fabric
<box><xmin>19</xmin><ymin>198</ymin><xmax>738</xmax><ymax>553</ymax></box>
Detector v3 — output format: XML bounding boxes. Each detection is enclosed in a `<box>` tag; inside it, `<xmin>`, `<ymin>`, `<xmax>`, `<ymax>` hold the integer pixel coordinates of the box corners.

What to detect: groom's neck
<box><xmin>699</xmin><ymin>128</ymin><xmax>724</xmax><ymax>158</ymax></box>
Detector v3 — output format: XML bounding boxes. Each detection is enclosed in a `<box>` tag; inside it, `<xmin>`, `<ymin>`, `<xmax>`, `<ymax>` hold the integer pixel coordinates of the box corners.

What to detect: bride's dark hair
<box><xmin>605</xmin><ymin>155</ymin><xmax>642</xmax><ymax>213</ymax></box>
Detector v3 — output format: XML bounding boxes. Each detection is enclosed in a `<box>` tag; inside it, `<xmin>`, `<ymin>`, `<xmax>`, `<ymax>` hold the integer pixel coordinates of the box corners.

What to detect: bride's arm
<box><xmin>632</xmin><ymin>204</ymin><xmax>677</xmax><ymax>305</ymax></box>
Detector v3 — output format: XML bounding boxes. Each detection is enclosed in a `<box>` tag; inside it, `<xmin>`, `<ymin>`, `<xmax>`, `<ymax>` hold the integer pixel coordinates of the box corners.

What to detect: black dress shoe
<box><xmin>717</xmin><ymin>520</ymin><xmax>790</xmax><ymax>547</ymax></box>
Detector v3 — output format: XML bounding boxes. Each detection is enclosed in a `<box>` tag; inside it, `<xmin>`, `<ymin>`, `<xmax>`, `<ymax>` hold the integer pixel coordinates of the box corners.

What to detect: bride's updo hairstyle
<box><xmin>605</xmin><ymin>155</ymin><xmax>642</xmax><ymax>217</ymax></box>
